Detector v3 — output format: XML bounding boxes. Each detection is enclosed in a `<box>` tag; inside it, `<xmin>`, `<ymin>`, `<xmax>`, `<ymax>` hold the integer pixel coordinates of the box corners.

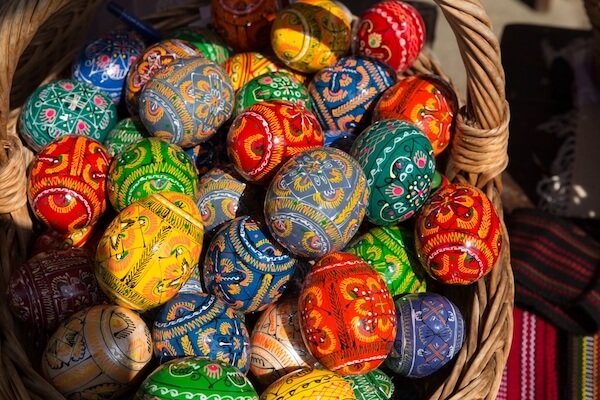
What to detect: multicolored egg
<box><xmin>250</xmin><ymin>295</ymin><xmax>318</xmax><ymax>386</ymax></box>
<box><xmin>72</xmin><ymin>30</ymin><xmax>146</xmax><ymax>104</ymax></box>
<box><xmin>107</xmin><ymin>137</ymin><xmax>199</xmax><ymax>212</ymax></box>
<box><xmin>27</xmin><ymin>135</ymin><xmax>110</xmax><ymax>233</ymax></box>
<box><xmin>41</xmin><ymin>305</ymin><xmax>152</xmax><ymax>399</ymax></box>
<box><xmin>271</xmin><ymin>1</ymin><xmax>352</xmax><ymax>73</ymax></box>
<box><xmin>386</xmin><ymin>292</ymin><xmax>465</xmax><ymax>378</ymax></box>
<box><xmin>373</xmin><ymin>75</ymin><xmax>458</xmax><ymax>155</ymax></box>
<box><xmin>354</xmin><ymin>0</ymin><xmax>426</xmax><ymax>73</ymax></box>
<box><xmin>19</xmin><ymin>79</ymin><xmax>118</xmax><ymax>151</ymax></box>
<box><xmin>7</xmin><ymin>248</ymin><xmax>103</xmax><ymax>332</ymax></box>
<box><xmin>31</xmin><ymin>226</ymin><xmax>96</xmax><ymax>255</ymax></box>
<box><xmin>343</xmin><ymin>369</ymin><xmax>395</xmax><ymax>400</ymax></box>
<box><xmin>136</xmin><ymin>357</ymin><xmax>258</xmax><ymax>399</ymax></box>
<box><xmin>264</xmin><ymin>147</ymin><xmax>369</xmax><ymax>258</ymax></box>
<box><xmin>125</xmin><ymin>39</ymin><xmax>201</xmax><ymax>116</ymax></box>
<box><xmin>204</xmin><ymin>216</ymin><xmax>297</xmax><ymax>313</ymax></box>
<box><xmin>350</xmin><ymin>119</ymin><xmax>435</xmax><ymax>225</ymax></box>
<box><xmin>139</xmin><ymin>56</ymin><xmax>234</xmax><ymax>148</ymax></box>
<box><xmin>170</xmin><ymin>27</ymin><xmax>231</xmax><ymax>64</ymax></box>
<box><xmin>223</xmin><ymin>52</ymin><xmax>304</xmax><ymax>92</ymax></box>
<box><xmin>309</xmin><ymin>56</ymin><xmax>396</xmax><ymax>133</ymax></box>
<box><xmin>346</xmin><ymin>224</ymin><xmax>427</xmax><ymax>297</ymax></box>
<box><xmin>95</xmin><ymin>192</ymin><xmax>204</xmax><ymax>311</ymax></box>
<box><xmin>184</xmin><ymin>131</ymin><xmax>229</xmax><ymax>175</ymax></box>
<box><xmin>152</xmin><ymin>292</ymin><xmax>251</xmax><ymax>373</ymax></box>
<box><xmin>235</xmin><ymin>71</ymin><xmax>311</xmax><ymax>117</ymax></box>
<box><xmin>298</xmin><ymin>252</ymin><xmax>397</xmax><ymax>375</ymax></box>
<box><xmin>227</xmin><ymin>100</ymin><xmax>324</xmax><ymax>184</ymax></box>
<box><xmin>103</xmin><ymin>117</ymin><xmax>147</xmax><ymax>158</ymax></box>
<box><xmin>260</xmin><ymin>368</ymin><xmax>355</xmax><ymax>400</ymax></box>
<box><xmin>414</xmin><ymin>183</ymin><xmax>503</xmax><ymax>284</ymax></box>
<box><xmin>212</xmin><ymin>0</ymin><xmax>289</xmax><ymax>52</ymax></box>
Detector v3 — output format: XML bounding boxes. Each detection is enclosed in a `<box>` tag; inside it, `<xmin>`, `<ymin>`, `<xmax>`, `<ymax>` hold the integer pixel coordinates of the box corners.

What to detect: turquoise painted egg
<box><xmin>103</xmin><ymin>117</ymin><xmax>147</xmax><ymax>158</ymax></box>
<box><xmin>350</xmin><ymin>119</ymin><xmax>435</xmax><ymax>225</ymax></box>
<box><xmin>344</xmin><ymin>369</ymin><xmax>395</xmax><ymax>400</ymax></box>
<box><xmin>135</xmin><ymin>357</ymin><xmax>258</xmax><ymax>399</ymax></box>
<box><xmin>19</xmin><ymin>79</ymin><xmax>118</xmax><ymax>152</ymax></box>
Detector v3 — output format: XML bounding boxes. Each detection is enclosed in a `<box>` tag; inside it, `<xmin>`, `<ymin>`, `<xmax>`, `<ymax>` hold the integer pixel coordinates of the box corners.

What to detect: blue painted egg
<box><xmin>350</xmin><ymin>119</ymin><xmax>435</xmax><ymax>225</ymax></box>
<box><xmin>264</xmin><ymin>147</ymin><xmax>369</xmax><ymax>259</ymax></box>
<box><xmin>72</xmin><ymin>30</ymin><xmax>146</xmax><ymax>104</ymax></box>
<box><xmin>204</xmin><ymin>216</ymin><xmax>297</xmax><ymax>313</ymax></box>
<box><xmin>309</xmin><ymin>56</ymin><xmax>396</xmax><ymax>133</ymax></box>
<box><xmin>152</xmin><ymin>292</ymin><xmax>251</xmax><ymax>373</ymax></box>
<box><xmin>385</xmin><ymin>292</ymin><xmax>465</xmax><ymax>378</ymax></box>
<box><xmin>324</xmin><ymin>130</ymin><xmax>357</xmax><ymax>153</ymax></box>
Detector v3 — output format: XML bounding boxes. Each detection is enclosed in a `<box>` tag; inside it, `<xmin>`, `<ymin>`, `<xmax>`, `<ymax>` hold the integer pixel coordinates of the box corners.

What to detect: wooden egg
<box><xmin>350</xmin><ymin>119</ymin><xmax>436</xmax><ymax>225</ymax></box>
<box><xmin>7</xmin><ymin>248</ymin><xmax>102</xmax><ymax>332</ymax></box>
<box><xmin>343</xmin><ymin>369</ymin><xmax>395</xmax><ymax>400</ymax></box>
<box><xmin>28</xmin><ymin>135</ymin><xmax>110</xmax><ymax>233</ymax></box>
<box><xmin>223</xmin><ymin>52</ymin><xmax>304</xmax><ymax>92</ymax></box>
<box><xmin>260</xmin><ymin>368</ymin><xmax>355</xmax><ymax>400</ymax></box>
<box><xmin>204</xmin><ymin>216</ymin><xmax>297</xmax><ymax>313</ymax></box>
<box><xmin>386</xmin><ymin>292</ymin><xmax>465</xmax><ymax>378</ymax></box>
<box><xmin>323</xmin><ymin>130</ymin><xmax>357</xmax><ymax>153</ymax></box>
<box><xmin>72</xmin><ymin>30</ymin><xmax>146</xmax><ymax>104</ymax></box>
<box><xmin>136</xmin><ymin>357</ymin><xmax>258</xmax><ymax>399</ymax></box>
<box><xmin>19</xmin><ymin>79</ymin><xmax>118</xmax><ymax>152</ymax></box>
<box><xmin>32</xmin><ymin>226</ymin><xmax>96</xmax><ymax>255</ymax></box>
<box><xmin>125</xmin><ymin>39</ymin><xmax>201</xmax><ymax>116</ymax></box>
<box><xmin>373</xmin><ymin>75</ymin><xmax>459</xmax><ymax>156</ymax></box>
<box><xmin>354</xmin><ymin>0</ymin><xmax>425</xmax><ymax>73</ymax></box>
<box><xmin>414</xmin><ymin>183</ymin><xmax>503</xmax><ymax>284</ymax></box>
<box><xmin>41</xmin><ymin>304</ymin><xmax>152</xmax><ymax>399</ymax></box>
<box><xmin>264</xmin><ymin>147</ymin><xmax>369</xmax><ymax>258</ymax></box>
<box><xmin>271</xmin><ymin>1</ymin><xmax>352</xmax><ymax>73</ymax></box>
<box><xmin>309</xmin><ymin>55</ymin><xmax>396</xmax><ymax>133</ymax></box>
<box><xmin>250</xmin><ymin>295</ymin><xmax>318</xmax><ymax>386</ymax></box>
<box><xmin>152</xmin><ymin>292</ymin><xmax>251</xmax><ymax>373</ymax></box>
<box><xmin>227</xmin><ymin>100</ymin><xmax>323</xmax><ymax>184</ymax></box>
<box><xmin>184</xmin><ymin>131</ymin><xmax>229</xmax><ymax>176</ymax></box>
<box><xmin>95</xmin><ymin>192</ymin><xmax>204</xmax><ymax>311</ymax></box>
<box><xmin>103</xmin><ymin>117</ymin><xmax>147</xmax><ymax>158</ymax></box>
<box><xmin>139</xmin><ymin>56</ymin><xmax>234</xmax><ymax>148</ymax></box>
<box><xmin>346</xmin><ymin>224</ymin><xmax>427</xmax><ymax>297</ymax></box>
<box><xmin>298</xmin><ymin>252</ymin><xmax>397</xmax><ymax>375</ymax></box>
<box><xmin>107</xmin><ymin>137</ymin><xmax>199</xmax><ymax>212</ymax></box>
<box><xmin>170</xmin><ymin>27</ymin><xmax>231</xmax><ymax>64</ymax></box>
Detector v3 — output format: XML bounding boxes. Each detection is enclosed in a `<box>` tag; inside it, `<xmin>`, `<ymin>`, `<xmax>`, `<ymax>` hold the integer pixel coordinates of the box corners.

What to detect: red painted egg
<box><xmin>415</xmin><ymin>183</ymin><xmax>503</xmax><ymax>284</ymax></box>
<box><xmin>298</xmin><ymin>252</ymin><xmax>397</xmax><ymax>375</ymax></box>
<box><xmin>227</xmin><ymin>100</ymin><xmax>324</xmax><ymax>184</ymax></box>
<box><xmin>354</xmin><ymin>0</ymin><xmax>425</xmax><ymax>73</ymax></box>
<box><xmin>373</xmin><ymin>74</ymin><xmax>458</xmax><ymax>155</ymax></box>
<box><xmin>27</xmin><ymin>135</ymin><xmax>110</xmax><ymax>233</ymax></box>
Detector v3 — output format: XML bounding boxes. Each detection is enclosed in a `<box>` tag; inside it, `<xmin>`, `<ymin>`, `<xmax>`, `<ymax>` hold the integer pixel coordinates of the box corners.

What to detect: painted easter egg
<box><xmin>107</xmin><ymin>137</ymin><xmax>199</xmax><ymax>212</ymax></box>
<box><xmin>7</xmin><ymin>248</ymin><xmax>103</xmax><ymax>332</ymax></box>
<box><xmin>95</xmin><ymin>192</ymin><xmax>204</xmax><ymax>311</ymax></box>
<box><xmin>204</xmin><ymin>216</ymin><xmax>297</xmax><ymax>313</ymax></box>
<box><xmin>184</xmin><ymin>131</ymin><xmax>229</xmax><ymax>175</ymax></box>
<box><xmin>170</xmin><ymin>27</ymin><xmax>231</xmax><ymax>64</ymax></box>
<box><xmin>139</xmin><ymin>56</ymin><xmax>234</xmax><ymax>148</ymax></box>
<box><xmin>373</xmin><ymin>75</ymin><xmax>458</xmax><ymax>155</ymax></box>
<box><xmin>125</xmin><ymin>39</ymin><xmax>201</xmax><ymax>116</ymax></box>
<box><xmin>323</xmin><ymin>130</ymin><xmax>357</xmax><ymax>153</ymax></box>
<box><xmin>227</xmin><ymin>100</ymin><xmax>323</xmax><ymax>184</ymax></box>
<box><xmin>31</xmin><ymin>226</ymin><xmax>96</xmax><ymax>255</ymax></box>
<box><xmin>271</xmin><ymin>1</ymin><xmax>352</xmax><ymax>73</ymax></box>
<box><xmin>19</xmin><ymin>79</ymin><xmax>118</xmax><ymax>152</ymax></box>
<box><xmin>27</xmin><ymin>135</ymin><xmax>110</xmax><ymax>233</ymax></box>
<box><xmin>414</xmin><ymin>183</ymin><xmax>503</xmax><ymax>284</ymax></box>
<box><xmin>343</xmin><ymin>369</ymin><xmax>395</xmax><ymax>400</ymax></box>
<box><xmin>152</xmin><ymin>292</ymin><xmax>251</xmax><ymax>373</ymax></box>
<box><xmin>350</xmin><ymin>119</ymin><xmax>435</xmax><ymax>225</ymax></box>
<box><xmin>72</xmin><ymin>30</ymin><xmax>146</xmax><ymax>104</ymax></box>
<box><xmin>264</xmin><ymin>147</ymin><xmax>369</xmax><ymax>258</ymax></box>
<box><xmin>178</xmin><ymin>265</ymin><xmax>205</xmax><ymax>295</ymax></box>
<box><xmin>223</xmin><ymin>52</ymin><xmax>304</xmax><ymax>92</ymax></box>
<box><xmin>299</xmin><ymin>252</ymin><xmax>397</xmax><ymax>375</ymax></box>
<box><xmin>250</xmin><ymin>295</ymin><xmax>318</xmax><ymax>386</ymax></box>
<box><xmin>260</xmin><ymin>368</ymin><xmax>355</xmax><ymax>400</ymax></box>
<box><xmin>212</xmin><ymin>0</ymin><xmax>289</xmax><ymax>52</ymax></box>
<box><xmin>354</xmin><ymin>0</ymin><xmax>426</xmax><ymax>73</ymax></box>
<box><xmin>136</xmin><ymin>357</ymin><xmax>258</xmax><ymax>399</ymax></box>
<box><xmin>309</xmin><ymin>56</ymin><xmax>396</xmax><ymax>133</ymax></box>
<box><xmin>346</xmin><ymin>224</ymin><xmax>427</xmax><ymax>297</ymax></box>
<box><xmin>234</xmin><ymin>71</ymin><xmax>311</xmax><ymax>117</ymax></box>
<box><xmin>103</xmin><ymin>117</ymin><xmax>147</xmax><ymax>158</ymax></box>
<box><xmin>41</xmin><ymin>305</ymin><xmax>152</xmax><ymax>399</ymax></box>
<box><xmin>386</xmin><ymin>292</ymin><xmax>465</xmax><ymax>378</ymax></box>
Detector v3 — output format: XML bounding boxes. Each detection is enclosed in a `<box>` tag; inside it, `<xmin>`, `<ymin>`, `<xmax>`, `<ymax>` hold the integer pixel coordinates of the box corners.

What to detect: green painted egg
<box><xmin>135</xmin><ymin>357</ymin><xmax>258</xmax><ymax>400</ymax></box>
<box><xmin>170</xmin><ymin>27</ymin><xmax>231</xmax><ymax>65</ymax></box>
<box><xmin>19</xmin><ymin>79</ymin><xmax>118</xmax><ymax>152</ymax></box>
<box><xmin>107</xmin><ymin>137</ymin><xmax>200</xmax><ymax>211</ymax></box>
<box><xmin>344</xmin><ymin>369</ymin><xmax>395</xmax><ymax>400</ymax></box>
<box><xmin>346</xmin><ymin>224</ymin><xmax>427</xmax><ymax>297</ymax></box>
<box><xmin>103</xmin><ymin>117</ymin><xmax>148</xmax><ymax>158</ymax></box>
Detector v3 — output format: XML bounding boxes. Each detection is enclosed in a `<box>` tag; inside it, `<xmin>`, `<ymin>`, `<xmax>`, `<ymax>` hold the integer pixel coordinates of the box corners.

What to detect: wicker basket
<box><xmin>0</xmin><ymin>0</ymin><xmax>514</xmax><ymax>399</ymax></box>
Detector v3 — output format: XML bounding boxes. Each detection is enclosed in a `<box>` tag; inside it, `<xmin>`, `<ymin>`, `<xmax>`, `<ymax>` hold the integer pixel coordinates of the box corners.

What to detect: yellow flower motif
<box><xmin>368</xmin><ymin>32</ymin><xmax>383</xmax><ymax>48</ymax></box>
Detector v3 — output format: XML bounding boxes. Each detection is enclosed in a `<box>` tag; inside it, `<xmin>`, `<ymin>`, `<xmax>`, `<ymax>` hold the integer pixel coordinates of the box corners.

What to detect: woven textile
<box><xmin>568</xmin><ymin>334</ymin><xmax>600</xmax><ymax>400</ymax></box>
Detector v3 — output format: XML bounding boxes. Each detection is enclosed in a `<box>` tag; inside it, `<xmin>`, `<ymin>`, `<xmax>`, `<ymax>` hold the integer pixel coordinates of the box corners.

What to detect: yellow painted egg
<box><xmin>260</xmin><ymin>367</ymin><xmax>356</xmax><ymax>399</ymax></box>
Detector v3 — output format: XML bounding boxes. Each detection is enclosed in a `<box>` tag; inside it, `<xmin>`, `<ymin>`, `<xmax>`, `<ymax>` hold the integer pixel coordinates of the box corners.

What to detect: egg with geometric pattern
<box><xmin>260</xmin><ymin>368</ymin><xmax>356</xmax><ymax>400</ymax></box>
<box><xmin>343</xmin><ymin>369</ymin><xmax>395</xmax><ymax>400</ymax></box>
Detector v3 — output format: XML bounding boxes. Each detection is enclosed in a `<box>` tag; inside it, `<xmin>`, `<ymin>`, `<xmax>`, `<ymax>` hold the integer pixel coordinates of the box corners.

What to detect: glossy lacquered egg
<box><xmin>344</xmin><ymin>369</ymin><xmax>395</xmax><ymax>400</ymax></box>
<box><xmin>260</xmin><ymin>368</ymin><xmax>355</xmax><ymax>400</ymax></box>
<box><xmin>170</xmin><ymin>27</ymin><xmax>231</xmax><ymax>64</ymax></box>
<box><xmin>103</xmin><ymin>117</ymin><xmax>147</xmax><ymax>158</ymax></box>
